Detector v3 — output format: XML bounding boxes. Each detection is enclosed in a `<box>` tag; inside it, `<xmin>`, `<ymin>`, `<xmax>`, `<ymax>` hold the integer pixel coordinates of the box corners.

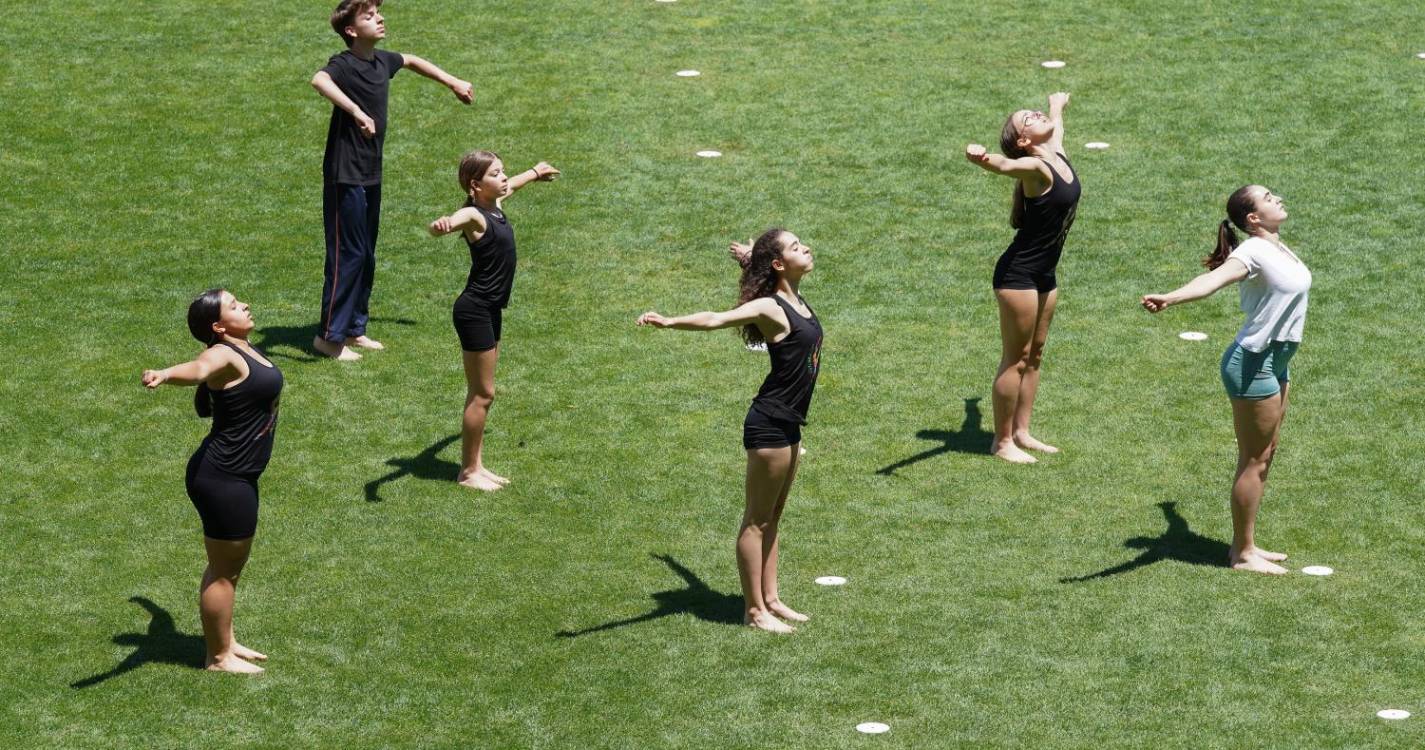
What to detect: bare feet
<box><xmin>1013</xmin><ymin>432</ymin><xmax>1060</xmax><ymax>454</ymax></box>
<box><xmin>993</xmin><ymin>440</ymin><xmax>1037</xmax><ymax>464</ymax></box>
<box><xmin>1230</xmin><ymin>555</ymin><xmax>1289</xmax><ymax>575</ymax></box>
<box><xmin>1251</xmin><ymin>548</ymin><xmax>1288</xmax><ymax>562</ymax></box>
<box><xmin>312</xmin><ymin>336</ymin><xmax>361</xmax><ymax>361</ymax></box>
<box><xmin>745</xmin><ymin>611</ymin><xmax>795</xmax><ymax>634</ymax></box>
<box><xmin>457</xmin><ymin>471</ymin><xmax>504</xmax><ymax>492</ymax></box>
<box><xmin>350</xmin><ymin>335</ymin><xmax>385</xmax><ymax>350</ymax></box>
<box><xmin>232</xmin><ymin>642</ymin><xmax>267</xmax><ymax>662</ymax></box>
<box><xmin>478</xmin><ymin>467</ymin><xmax>510</xmax><ymax>486</ymax></box>
<box><xmin>206</xmin><ymin>654</ymin><xmax>265</xmax><ymax>674</ymax></box>
<box><xmin>766</xmin><ymin>599</ymin><xmax>809</xmax><ymax>623</ymax></box>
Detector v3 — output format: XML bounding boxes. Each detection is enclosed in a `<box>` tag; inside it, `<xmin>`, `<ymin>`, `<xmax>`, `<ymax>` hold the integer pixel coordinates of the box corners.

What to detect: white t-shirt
<box><xmin>1228</xmin><ymin>236</ymin><xmax>1311</xmax><ymax>352</ymax></box>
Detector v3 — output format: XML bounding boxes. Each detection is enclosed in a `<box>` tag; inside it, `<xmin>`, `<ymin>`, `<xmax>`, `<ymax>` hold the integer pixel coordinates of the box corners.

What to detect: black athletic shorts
<box><xmin>742</xmin><ymin>406</ymin><xmax>802</xmax><ymax>450</ymax></box>
<box><xmin>992</xmin><ymin>253</ymin><xmax>1058</xmax><ymax>293</ymax></box>
<box><xmin>453</xmin><ymin>295</ymin><xmax>502</xmax><ymax>352</ymax></box>
<box><xmin>185</xmin><ymin>451</ymin><xmax>259</xmax><ymax>541</ymax></box>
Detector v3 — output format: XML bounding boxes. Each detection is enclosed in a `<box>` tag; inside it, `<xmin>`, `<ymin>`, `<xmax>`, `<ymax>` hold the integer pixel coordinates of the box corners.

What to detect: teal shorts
<box><xmin>1220</xmin><ymin>340</ymin><xmax>1298</xmax><ymax>400</ymax></box>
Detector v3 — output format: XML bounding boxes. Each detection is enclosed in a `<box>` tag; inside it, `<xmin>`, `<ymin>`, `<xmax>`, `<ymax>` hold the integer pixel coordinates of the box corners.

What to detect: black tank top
<box><xmin>1002</xmin><ymin>152</ymin><xmax>1081</xmax><ymax>272</ymax></box>
<box><xmin>461</xmin><ymin>204</ymin><xmax>517</xmax><ymax>308</ymax></box>
<box><xmin>750</xmin><ymin>295</ymin><xmax>823</xmax><ymax>425</ymax></box>
<box><xmin>201</xmin><ymin>343</ymin><xmax>283</xmax><ymax>476</ymax></box>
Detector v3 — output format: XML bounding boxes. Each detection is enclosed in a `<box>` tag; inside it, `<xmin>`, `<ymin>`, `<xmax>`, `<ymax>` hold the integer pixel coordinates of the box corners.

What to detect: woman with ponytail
<box><xmin>638</xmin><ymin>228</ymin><xmax>822</xmax><ymax>634</ymax></box>
<box><xmin>1141</xmin><ymin>186</ymin><xmax>1310</xmax><ymax>575</ymax></box>
<box><xmin>141</xmin><ymin>289</ymin><xmax>284</xmax><ymax>671</ymax></box>
<box><xmin>428</xmin><ymin>150</ymin><xmax>560</xmax><ymax>492</ymax></box>
<box><xmin>965</xmin><ymin>92</ymin><xmax>1078</xmax><ymax>464</ymax></box>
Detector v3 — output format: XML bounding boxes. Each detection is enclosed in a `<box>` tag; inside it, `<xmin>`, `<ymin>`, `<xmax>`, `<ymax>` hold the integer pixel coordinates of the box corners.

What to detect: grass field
<box><xmin>4</xmin><ymin>0</ymin><xmax>1425</xmax><ymax>747</ymax></box>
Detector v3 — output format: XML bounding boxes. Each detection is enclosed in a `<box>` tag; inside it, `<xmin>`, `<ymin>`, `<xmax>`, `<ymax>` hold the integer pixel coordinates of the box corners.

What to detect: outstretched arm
<box><xmin>1141</xmin><ymin>258</ymin><xmax>1248</xmax><ymax>312</ymax></box>
<box><xmin>311</xmin><ymin>71</ymin><xmax>375</xmax><ymax>137</ymax></box>
<box><xmin>507</xmin><ymin>162</ymin><xmax>561</xmax><ymax>194</ymax></box>
<box><xmin>636</xmin><ymin>298</ymin><xmax>780</xmax><ymax>333</ymax></box>
<box><xmin>964</xmin><ymin>144</ymin><xmax>1047</xmax><ymax>180</ymax></box>
<box><xmin>401</xmin><ymin>54</ymin><xmax>473</xmax><ymax>104</ymax></box>
<box><xmin>141</xmin><ymin>346</ymin><xmax>237</xmax><ymax>389</ymax></box>
<box><xmin>728</xmin><ymin>237</ymin><xmax>753</xmax><ymax>268</ymax></box>
<box><xmin>1047</xmin><ymin>91</ymin><xmax>1070</xmax><ymax>152</ymax></box>
<box><xmin>428</xmin><ymin>206</ymin><xmax>486</xmax><ymax>238</ymax></box>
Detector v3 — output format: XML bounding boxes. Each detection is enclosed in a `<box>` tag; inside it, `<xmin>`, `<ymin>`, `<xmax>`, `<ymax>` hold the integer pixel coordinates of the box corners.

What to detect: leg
<box><xmin>992</xmin><ymin>289</ymin><xmax>1040</xmax><ymax>464</ymax></box>
<box><xmin>199</xmin><ymin>536</ymin><xmax>264</xmax><ymax>673</ymax></box>
<box><xmin>739</xmin><ymin>446</ymin><xmax>796</xmax><ymax>633</ymax></box>
<box><xmin>1251</xmin><ymin>381</ymin><xmax>1290</xmax><ymax>561</ymax></box>
<box><xmin>315</xmin><ymin>184</ymin><xmax>366</xmax><ymax>360</ymax></box>
<box><xmin>458</xmin><ymin>347</ymin><xmax>507</xmax><ymax>491</ymax></box>
<box><xmin>350</xmin><ymin>184</ymin><xmax>383</xmax><ymax>349</ymax></box>
<box><xmin>1228</xmin><ymin>393</ymin><xmax>1289</xmax><ymax>574</ymax></box>
<box><xmin>763</xmin><ymin>444</ymin><xmax>808</xmax><ymax>623</ymax></box>
<box><xmin>1013</xmin><ymin>288</ymin><xmax>1059</xmax><ymax>453</ymax></box>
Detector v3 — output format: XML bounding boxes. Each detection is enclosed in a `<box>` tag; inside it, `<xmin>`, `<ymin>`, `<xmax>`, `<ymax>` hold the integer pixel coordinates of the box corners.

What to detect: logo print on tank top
<box><xmin>807</xmin><ymin>336</ymin><xmax>822</xmax><ymax>374</ymax></box>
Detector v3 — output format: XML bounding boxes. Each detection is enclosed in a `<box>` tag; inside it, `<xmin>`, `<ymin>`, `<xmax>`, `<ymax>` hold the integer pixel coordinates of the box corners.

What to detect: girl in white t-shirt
<box><xmin>1140</xmin><ymin>185</ymin><xmax>1311</xmax><ymax>576</ymax></box>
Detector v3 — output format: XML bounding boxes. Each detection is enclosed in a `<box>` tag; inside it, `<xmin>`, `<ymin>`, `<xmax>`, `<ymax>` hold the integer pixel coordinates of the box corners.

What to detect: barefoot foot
<box><xmin>744</xmin><ymin>611</ymin><xmax>795</xmax><ymax>634</ymax></box>
<box><xmin>350</xmin><ymin>335</ymin><xmax>385</xmax><ymax>350</ymax></box>
<box><xmin>457</xmin><ymin>472</ymin><xmax>504</xmax><ymax>492</ymax></box>
<box><xmin>232</xmin><ymin>642</ymin><xmax>267</xmax><ymax>662</ymax></box>
<box><xmin>312</xmin><ymin>336</ymin><xmax>361</xmax><ymax>361</ymax></box>
<box><xmin>1013</xmin><ymin>432</ymin><xmax>1060</xmax><ymax>454</ymax></box>
<box><xmin>1250</xmin><ymin>547</ymin><xmax>1288</xmax><ymax>562</ymax></box>
<box><xmin>206</xmin><ymin>655</ymin><xmax>265</xmax><ymax>674</ymax></box>
<box><xmin>993</xmin><ymin>441</ymin><xmax>1037</xmax><ymax>464</ymax></box>
<box><xmin>766</xmin><ymin>600</ymin><xmax>809</xmax><ymax>623</ymax></box>
<box><xmin>1230</xmin><ymin>555</ymin><xmax>1288</xmax><ymax>575</ymax></box>
<box><xmin>478</xmin><ymin>467</ymin><xmax>510</xmax><ymax>486</ymax></box>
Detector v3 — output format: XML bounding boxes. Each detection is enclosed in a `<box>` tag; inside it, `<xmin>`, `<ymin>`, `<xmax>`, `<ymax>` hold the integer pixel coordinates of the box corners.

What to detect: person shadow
<box><xmin>876</xmin><ymin>397</ymin><xmax>994</xmax><ymax>475</ymax></box>
<box><xmin>555</xmin><ymin>554</ymin><xmax>742</xmax><ymax>638</ymax></box>
<box><xmin>70</xmin><ymin>597</ymin><xmax>205</xmax><ymax>688</ymax></box>
<box><xmin>364</xmin><ymin>433</ymin><xmax>461</xmax><ymax>502</ymax></box>
<box><xmin>1059</xmin><ymin>501</ymin><xmax>1231</xmax><ymax>583</ymax></box>
<box><xmin>252</xmin><ymin>318</ymin><xmax>418</xmax><ymax>363</ymax></box>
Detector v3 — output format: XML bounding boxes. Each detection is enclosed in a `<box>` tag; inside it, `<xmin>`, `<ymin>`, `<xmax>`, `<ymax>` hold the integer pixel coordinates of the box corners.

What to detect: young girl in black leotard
<box><xmin>428</xmin><ymin>150</ymin><xmax>559</xmax><ymax>492</ymax></box>
<box><xmin>638</xmin><ymin>228</ymin><xmax>822</xmax><ymax>634</ymax></box>
<box><xmin>141</xmin><ymin>289</ymin><xmax>282</xmax><ymax>674</ymax></box>
<box><xmin>965</xmin><ymin>92</ymin><xmax>1079</xmax><ymax>464</ymax></box>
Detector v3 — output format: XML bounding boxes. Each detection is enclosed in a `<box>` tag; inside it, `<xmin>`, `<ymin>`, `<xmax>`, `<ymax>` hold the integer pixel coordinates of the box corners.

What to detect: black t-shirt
<box><xmin>321</xmin><ymin>48</ymin><xmax>404</xmax><ymax>185</ymax></box>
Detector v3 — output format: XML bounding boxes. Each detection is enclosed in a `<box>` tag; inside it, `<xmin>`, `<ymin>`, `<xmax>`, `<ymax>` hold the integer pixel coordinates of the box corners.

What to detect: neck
<box><xmin>1251</xmin><ymin>228</ymin><xmax>1282</xmax><ymax>245</ymax></box>
<box><xmin>350</xmin><ymin>39</ymin><xmax>377</xmax><ymax>59</ymax></box>
<box><xmin>219</xmin><ymin>334</ymin><xmax>249</xmax><ymax>348</ymax></box>
<box><xmin>1028</xmin><ymin>143</ymin><xmax>1054</xmax><ymax>159</ymax></box>
<box><xmin>777</xmin><ymin>277</ymin><xmax>800</xmax><ymax>297</ymax></box>
<box><xmin>473</xmin><ymin>194</ymin><xmax>499</xmax><ymax>211</ymax></box>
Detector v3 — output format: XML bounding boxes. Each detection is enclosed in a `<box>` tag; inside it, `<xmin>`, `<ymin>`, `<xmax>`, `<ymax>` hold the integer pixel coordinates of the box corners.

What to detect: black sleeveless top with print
<box><xmin>750</xmin><ymin>295</ymin><xmax>823</xmax><ymax>426</ymax></box>
<box><xmin>199</xmin><ymin>343</ymin><xmax>283</xmax><ymax>477</ymax></box>
<box><xmin>1001</xmin><ymin>152</ymin><xmax>1081</xmax><ymax>275</ymax></box>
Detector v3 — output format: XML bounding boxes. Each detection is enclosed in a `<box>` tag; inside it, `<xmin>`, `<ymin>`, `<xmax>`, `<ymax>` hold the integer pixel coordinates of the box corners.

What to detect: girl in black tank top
<box><xmin>965</xmin><ymin>92</ymin><xmax>1078</xmax><ymax>464</ymax></box>
<box><xmin>140</xmin><ymin>289</ymin><xmax>281</xmax><ymax>674</ymax></box>
<box><xmin>638</xmin><ymin>228</ymin><xmax>822</xmax><ymax>635</ymax></box>
<box><xmin>428</xmin><ymin>150</ymin><xmax>560</xmax><ymax>492</ymax></box>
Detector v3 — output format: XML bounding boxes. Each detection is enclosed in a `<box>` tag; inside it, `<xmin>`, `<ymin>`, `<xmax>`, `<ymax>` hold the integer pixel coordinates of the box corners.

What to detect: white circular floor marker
<box><xmin>696</xmin><ymin>150</ymin><xmax>722</xmax><ymax>158</ymax></box>
<box><xmin>1041</xmin><ymin>60</ymin><xmax>1066</xmax><ymax>69</ymax></box>
<box><xmin>1416</xmin><ymin>52</ymin><xmax>1425</xmax><ymax>59</ymax></box>
<box><xmin>1179</xmin><ymin>331</ymin><xmax>1208</xmax><ymax>341</ymax></box>
<box><xmin>676</xmin><ymin>70</ymin><xmax>700</xmax><ymax>77</ymax></box>
<box><xmin>1085</xmin><ymin>142</ymin><xmax>1110</xmax><ymax>150</ymax></box>
<box><xmin>1301</xmin><ymin>565</ymin><xmax>1333</xmax><ymax>576</ymax></box>
<box><xmin>856</xmin><ymin>722</ymin><xmax>890</xmax><ymax>734</ymax></box>
<box><xmin>1378</xmin><ymin>709</ymin><xmax>1410</xmax><ymax>720</ymax></box>
<box><xmin>815</xmin><ymin>576</ymin><xmax>847</xmax><ymax>586</ymax></box>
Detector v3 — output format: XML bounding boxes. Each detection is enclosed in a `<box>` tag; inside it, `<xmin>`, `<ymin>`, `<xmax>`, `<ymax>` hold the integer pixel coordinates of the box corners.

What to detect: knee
<box><xmin>1023</xmin><ymin>345</ymin><xmax>1045</xmax><ymax>370</ymax></box>
<box><xmin>466</xmin><ymin>389</ymin><xmax>495</xmax><ymax>409</ymax></box>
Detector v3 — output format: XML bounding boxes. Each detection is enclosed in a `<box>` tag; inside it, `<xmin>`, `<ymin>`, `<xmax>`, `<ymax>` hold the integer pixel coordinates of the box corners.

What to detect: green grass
<box><xmin>4</xmin><ymin>0</ymin><xmax>1425</xmax><ymax>747</ymax></box>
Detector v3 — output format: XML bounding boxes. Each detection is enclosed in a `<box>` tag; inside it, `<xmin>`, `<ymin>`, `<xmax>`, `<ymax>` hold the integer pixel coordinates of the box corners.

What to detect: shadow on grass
<box><xmin>252</xmin><ymin>318</ymin><xmax>417</xmax><ymax>363</ymax></box>
<box><xmin>365</xmin><ymin>433</ymin><xmax>461</xmax><ymax>502</ymax></box>
<box><xmin>876</xmin><ymin>397</ymin><xmax>993</xmax><ymax>475</ymax></box>
<box><xmin>556</xmin><ymin>554</ymin><xmax>742</xmax><ymax>638</ymax></box>
<box><xmin>1060</xmin><ymin>502</ymin><xmax>1230</xmax><ymax>582</ymax></box>
<box><xmin>71</xmin><ymin>597</ymin><xmax>204</xmax><ymax>688</ymax></box>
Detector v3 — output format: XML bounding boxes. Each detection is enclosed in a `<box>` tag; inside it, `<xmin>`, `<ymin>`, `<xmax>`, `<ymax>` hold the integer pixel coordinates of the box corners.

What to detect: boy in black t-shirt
<box><xmin>310</xmin><ymin>0</ymin><xmax>472</xmax><ymax>360</ymax></box>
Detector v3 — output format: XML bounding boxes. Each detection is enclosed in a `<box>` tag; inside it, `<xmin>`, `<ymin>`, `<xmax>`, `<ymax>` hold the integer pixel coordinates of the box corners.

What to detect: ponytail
<box><xmin>1205</xmin><ymin>185</ymin><xmax>1260</xmax><ymax>270</ymax></box>
<box><xmin>1204</xmin><ymin>219</ymin><xmax>1239</xmax><ymax>270</ymax></box>
<box><xmin>736</xmin><ymin>228</ymin><xmax>789</xmax><ymax>346</ymax></box>
<box><xmin>999</xmin><ymin>112</ymin><xmax>1029</xmax><ymax>229</ymax></box>
<box><xmin>186</xmin><ymin>288</ymin><xmax>225</xmax><ymax>419</ymax></box>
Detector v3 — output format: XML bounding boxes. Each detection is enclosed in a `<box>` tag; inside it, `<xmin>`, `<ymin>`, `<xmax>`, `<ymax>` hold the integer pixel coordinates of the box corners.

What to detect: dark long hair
<box><xmin>737</xmin><ymin>228</ymin><xmax>790</xmax><ymax>346</ymax></box>
<box><xmin>1204</xmin><ymin>185</ymin><xmax>1258</xmax><ymax>270</ymax></box>
<box><xmin>1000</xmin><ymin>113</ymin><xmax>1029</xmax><ymax>229</ymax></box>
<box><xmin>186</xmin><ymin>288</ymin><xmax>225</xmax><ymax>418</ymax></box>
<box><xmin>458</xmin><ymin>149</ymin><xmax>500</xmax><ymax>207</ymax></box>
